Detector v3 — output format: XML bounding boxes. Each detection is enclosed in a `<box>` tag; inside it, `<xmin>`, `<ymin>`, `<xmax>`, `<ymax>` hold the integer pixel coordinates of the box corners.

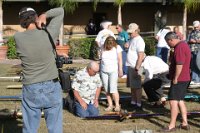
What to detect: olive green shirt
<box><xmin>14</xmin><ymin>7</ymin><xmax>64</xmax><ymax>85</ymax></box>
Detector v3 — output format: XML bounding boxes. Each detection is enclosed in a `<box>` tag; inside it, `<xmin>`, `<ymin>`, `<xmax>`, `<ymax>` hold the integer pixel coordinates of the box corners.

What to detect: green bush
<box><xmin>143</xmin><ymin>37</ymin><xmax>157</xmax><ymax>56</ymax></box>
<box><xmin>6</xmin><ymin>36</ymin><xmax>18</xmax><ymax>59</ymax></box>
<box><xmin>68</xmin><ymin>38</ymin><xmax>97</xmax><ymax>59</ymax></box>
<box><xmin>4</xmin><ymin>36</ymin><xmax>157</xmax><ymax>60</ymax></box>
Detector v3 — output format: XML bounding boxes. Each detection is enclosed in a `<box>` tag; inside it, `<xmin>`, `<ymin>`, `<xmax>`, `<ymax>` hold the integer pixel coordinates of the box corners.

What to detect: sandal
<box><xmin>178</xmin><ymin>124</ymin><xmax>190</xmax><ymax>130</ymax></box>
<box><xmin>104</xmin><ymin>106</ymin><xmax>113</xmax><ymax>112</ymax></box>
<box><xmin>114</xmin><ymin>106</ymin><xmax>121</xmax><ymax>112</ymax></box>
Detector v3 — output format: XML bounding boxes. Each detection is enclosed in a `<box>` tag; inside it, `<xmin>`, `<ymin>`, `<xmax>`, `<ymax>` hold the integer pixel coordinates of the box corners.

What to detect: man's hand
<box><xmin>118</xmin><ymin>70</ymin><xmax>123</xmax><ymax>78</ymax></box>
<box><xmin>124</xmin><ymin>43</ymin><xmax>129</xmax><ymax>49</ymax></box>
<box><xmin>93</xmin><ymin>99</ymin><xmax>99</xmax><ymax>108</ymax></box>
<box><xmin>80</xmin><ymin>100</ymin><xmax>87</xmax><ymax>110</ymax></box>
<box><xmin>173</xmin><ymin>78</ymin><xmax>178</xmax><ymax>84</ymax></box>
<box><xmin>36</xmin><ymin>13</ymin><xmax>47</xmax><ymax>29</ymax></box>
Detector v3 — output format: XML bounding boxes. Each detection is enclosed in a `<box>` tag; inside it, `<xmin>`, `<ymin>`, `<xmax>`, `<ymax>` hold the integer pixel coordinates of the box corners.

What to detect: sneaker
<box><xmin>131</xmin><ymin>101</ymin><xmax>136</xmax><ymax>105</ymax></box>
<box><xmin>190</xmin><ymin>81</ymin><xmax>200</xmax><ymax>85</ymax></box>
<box><xmin>190</xmin><ymin>81</ymin><xmax>195</xmax><ymax>85</ymax></box>
<box><xmin>121</xmin><ymin>75</ymin><xmax>127</xmax><ymax>79</ymax></box>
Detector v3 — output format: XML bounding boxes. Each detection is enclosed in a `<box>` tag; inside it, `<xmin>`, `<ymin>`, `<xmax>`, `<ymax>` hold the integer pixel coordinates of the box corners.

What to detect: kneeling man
<box><xmin>142</xmin><ymin>56</ymin><xmax>170</xmax><ymax>107</ymax></box>
<box><xmin>72</xmin><ymin>61</ymin><xmax>102</xmax><ymax>118</ymax></box>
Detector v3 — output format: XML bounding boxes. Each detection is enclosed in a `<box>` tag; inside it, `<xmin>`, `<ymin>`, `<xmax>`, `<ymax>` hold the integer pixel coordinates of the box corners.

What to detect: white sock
<box><xmin>131</xmin><ymin>101</ymin><xmax>136</xmax><ymax>105</ymax></box>
<box><xmin>136</xmin><ymin>103</ymin><xmax>141</xmax><ymax>107</ymax></box>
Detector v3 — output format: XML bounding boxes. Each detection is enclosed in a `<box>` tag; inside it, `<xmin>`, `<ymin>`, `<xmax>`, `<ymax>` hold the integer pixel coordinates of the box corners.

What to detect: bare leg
<box><xmin>112</xmin><ymin>92</ymin><xmax>120</xmax><ymax>107</ymax></box>
<box><xmin>168</xmin><ymin>100</ymin><xmax>179</xmax><ymax>129</ymax></box>
<box><xmin>106</xmin><ymin>93</ymin><xmax>113</xmax><ymax>108</ymax></box>
<box><xmin>178</xmin><ymin>100</ymin><xmax>188</xmax><ymax>126</ymax></box>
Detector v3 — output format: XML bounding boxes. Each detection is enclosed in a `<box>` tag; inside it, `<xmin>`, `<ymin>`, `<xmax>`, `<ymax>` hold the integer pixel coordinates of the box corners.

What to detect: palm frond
<box><xmin>114</xmin><ymin>0</ymin><xmax>125</xmax><ymax>7</ymax></box>
<box><xmin>48</xmin><ymin>0</ymin><xmax>78</xmax><ymax>14</ymax></box>
<box><xmin>174</xmin><ymin>0</ymin><xmax>200</xmax><ymax>12</ymax></box>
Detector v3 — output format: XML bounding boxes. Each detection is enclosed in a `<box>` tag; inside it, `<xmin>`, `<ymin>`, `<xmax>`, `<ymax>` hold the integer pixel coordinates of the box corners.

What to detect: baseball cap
<box><xmin>193</xmin><ymin>20</ymin><xmax>200</xmax><ymax>27</ymax></box>
<box><xmin>100</xmin><ymin>21</ymin><xmax>112</xmax><ymax>29</ymax></box>
<box><xmin>127</xmin><ymin>23</ymin><xmax>139</xmax><ymax>33</ymax></box>
<box><xmin>19</xmin><ymin>7</ymin><xmax>36</xmax><ymax>18</ymax></box>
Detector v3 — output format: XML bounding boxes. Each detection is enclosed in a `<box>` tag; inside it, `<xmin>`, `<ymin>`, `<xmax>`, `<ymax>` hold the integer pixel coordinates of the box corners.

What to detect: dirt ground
<box><xmin>0</xmin><ymin>59</ymin><xmax>200</xmax><ymax>133</ymax></box>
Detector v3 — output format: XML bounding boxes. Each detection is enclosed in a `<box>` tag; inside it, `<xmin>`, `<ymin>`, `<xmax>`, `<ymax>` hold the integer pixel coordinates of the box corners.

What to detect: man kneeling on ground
<box><xmin>72</xmin><ymin>61</ymin><xmax>102</xmax><ymax>118</ymax></box>
<box><xmin>142</xmin><ymin>56</ymin><xmax>170</xmax><ymax>108</ymax></box>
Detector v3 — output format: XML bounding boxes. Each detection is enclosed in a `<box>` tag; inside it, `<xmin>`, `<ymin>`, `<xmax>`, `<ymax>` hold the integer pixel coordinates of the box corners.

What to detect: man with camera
<box><xmin>14</xmin><ymin>7</ymin><xmax>64</xmax><ymax>133</ymax></box>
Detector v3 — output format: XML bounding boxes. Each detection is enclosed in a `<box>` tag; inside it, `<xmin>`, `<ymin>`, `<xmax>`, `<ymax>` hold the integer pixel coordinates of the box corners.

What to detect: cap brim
<box><xmin>127</xmin><ymin>29</ymin><xmax>132</xmax><ymax>33</ymax></box>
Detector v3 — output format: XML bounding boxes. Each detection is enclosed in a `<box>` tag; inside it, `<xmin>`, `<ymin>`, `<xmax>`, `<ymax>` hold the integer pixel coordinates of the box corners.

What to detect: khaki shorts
<box><xmin>127</xmin><ymin>66</ymin><xmax>143</xmax><ymax>89</ymax></box>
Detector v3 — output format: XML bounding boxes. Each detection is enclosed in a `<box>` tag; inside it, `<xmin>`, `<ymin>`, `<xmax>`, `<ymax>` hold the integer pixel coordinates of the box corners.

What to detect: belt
<box><xmin>52</xmin><ymin>78</ymin><xmax>59</xmax><ymax>82</ymax></box>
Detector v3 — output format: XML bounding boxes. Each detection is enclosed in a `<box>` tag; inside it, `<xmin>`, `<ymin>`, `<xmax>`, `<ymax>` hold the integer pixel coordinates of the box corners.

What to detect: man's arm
<box><xmin>135</xmin><ymin>52</ymin><xmax>145</xmax><ymax>71</ymax></box>
<box><xmin>73</xmin><ymin>89</ymin><xmax>87</xmax><ymax>110</ymax></box>
<box><xmin>41</xmin><ymin>7</ymin><xmax>64</xmax><ymax>40</ymax></box>
<box><xmin>93</xmin><ymin>87</ymin><xmax>101</xmax><ymax>107</ymax></box>
<box><xmin>173</xmin><ymin>64</ymin><xmax>183</xmax><ymax>84</ymax></box>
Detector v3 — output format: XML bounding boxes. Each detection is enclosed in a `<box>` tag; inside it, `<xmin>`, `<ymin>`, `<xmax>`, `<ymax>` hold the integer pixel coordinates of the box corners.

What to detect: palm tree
<box><xmin>175</xmin><ymin>0</ymin><xmax>200</xmax><ymax>40</ymax></box>
<box><xmin>48</xmin><ymin>0</ymin><xmax>78</xmax><ymax>45</ymax></box>
<box><xmin>114</xmin><ymin>0</ymin><xmax>125</xmax><ymax>25</ymax></box>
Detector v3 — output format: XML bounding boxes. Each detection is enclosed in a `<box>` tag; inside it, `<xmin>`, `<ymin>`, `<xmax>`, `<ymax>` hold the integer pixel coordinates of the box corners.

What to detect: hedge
<box><xmin>6</xmin><ymin>36</ymin><xmax>157</xmax><ymax>59</ymax></box>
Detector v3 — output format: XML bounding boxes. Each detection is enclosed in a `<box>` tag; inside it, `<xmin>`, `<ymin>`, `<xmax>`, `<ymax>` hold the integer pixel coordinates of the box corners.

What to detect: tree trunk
<box><xmin>0</xmin><ymin>0</ymin><xmax>3</xmax><ymax>45</ymax></box>
<box><xmin>183</xmin><ymin>5</ymin><xmax>187</xmax><ymax>40</ymax></box>
<box><xmin>118</xmin><ymin>4</ymin><xmax>122</xmax><ymax>25</ymax></box>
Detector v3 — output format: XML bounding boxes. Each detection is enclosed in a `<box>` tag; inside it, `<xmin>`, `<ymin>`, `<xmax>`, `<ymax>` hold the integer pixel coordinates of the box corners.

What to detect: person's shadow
<box><xmin>0</xmin><ymin>118</ymin><xmax>22</xmax><ymax>133</ymax></box>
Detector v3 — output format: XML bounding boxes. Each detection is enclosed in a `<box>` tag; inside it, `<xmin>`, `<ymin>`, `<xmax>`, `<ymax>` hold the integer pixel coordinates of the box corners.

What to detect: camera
<box><xmin>56</xmin><ymin>56</ymin><xmax>73</xmax><ymax>68</ymax></box>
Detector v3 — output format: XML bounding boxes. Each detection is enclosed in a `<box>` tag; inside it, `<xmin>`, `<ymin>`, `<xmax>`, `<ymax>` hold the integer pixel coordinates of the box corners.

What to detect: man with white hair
<box><xmin>188</xmin><ymin>20</ymin><xmax>200</xmax><ymax>84</ymax></box>
<box><xmin>72</xmin><ymin>61</ymin><xmax>102</xmax><ymax>118</ymax></box>
<box><xmin>95</xmin><ymin>21</ymin><xmax>116</xmax><ymax>60</ymax></box>
<box><xmin>95</xmin><ymin>21</ymin><xmax>116</xmax><ymax>48</ymax></box>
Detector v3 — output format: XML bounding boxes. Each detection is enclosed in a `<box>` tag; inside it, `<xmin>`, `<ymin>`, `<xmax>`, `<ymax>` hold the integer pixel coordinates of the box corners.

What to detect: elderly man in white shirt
<box><xmin>142</xmin><ymin>56</ymin><xmax>170</xmax><ymax>108</ymax></box>
<box><xmin>95</xmin><ymin>21</ymin><xmax>116</xmax><ymax>60</ymax></box>
<box><xmin>72</xmin><ymin>61</ymin><xmax>102</xmax><ymax>118</ymax></box>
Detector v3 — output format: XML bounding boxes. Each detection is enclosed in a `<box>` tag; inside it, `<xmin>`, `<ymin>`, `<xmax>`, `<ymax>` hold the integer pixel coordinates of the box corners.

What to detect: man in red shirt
<box><xmin>160</xmin><ymin>32</ymin><xmax>191</xmax><ymax>132</ymax></box>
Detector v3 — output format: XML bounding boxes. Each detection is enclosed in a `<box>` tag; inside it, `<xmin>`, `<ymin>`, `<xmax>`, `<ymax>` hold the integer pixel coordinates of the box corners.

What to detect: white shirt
<box><xmin>101</xmin><ymin>45</ymin><xmax>122</xmax><ymax>72</ymax></box>
<box><xmin>142</xmin><ymin>56</ymin><xmax>169</xmax><ymax>82</ymax></box>
<box><xmin>95</xmin><ymin>29</ymin><xmax>116</xmax><ymax>48</ymax></box>
<box><xmin>72</xmin><ymin>68</ymin><xmax>102</xmax><ymax>104</ymax></box>
<box><xmin>126</xmin><ymin>35</ymin><xmax>145</xmax><ymax>67</ymax></box>
<box><xmin>156</xmin><ymin>29</ymin><xmax>170</xmax><ymax>49</ymax></box>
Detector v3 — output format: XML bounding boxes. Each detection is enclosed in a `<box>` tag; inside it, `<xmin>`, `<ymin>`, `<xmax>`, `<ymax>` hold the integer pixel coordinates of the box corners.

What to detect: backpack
<box><xmin>64</xmin><ymin>89</ymin><xmax>75</xmax><ymax>114</ymax></box>
<box><xmin>58</xmin><ymin>69</ymin><xmax>71</xmax><ymax>91</ymax></box>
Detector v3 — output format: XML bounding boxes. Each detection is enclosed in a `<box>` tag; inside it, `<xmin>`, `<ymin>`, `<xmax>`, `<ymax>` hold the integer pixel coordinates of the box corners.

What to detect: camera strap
<box><xmin>43</xmin><ymin>27</ymin><xmax>59</xmax><ymax>58</ymax></box>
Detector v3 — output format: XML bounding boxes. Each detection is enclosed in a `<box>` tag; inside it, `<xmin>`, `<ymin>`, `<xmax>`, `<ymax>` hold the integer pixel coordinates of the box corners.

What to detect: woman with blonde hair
<box><xmin>100</xmin><ymin>36</ymin><xmax>123</xmax><ymax>112</ymax></box>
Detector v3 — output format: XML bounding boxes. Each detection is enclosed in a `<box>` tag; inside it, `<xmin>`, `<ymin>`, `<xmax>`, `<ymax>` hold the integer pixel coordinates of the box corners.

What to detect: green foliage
<box><xmin>48</xmin><ymin>0</ymin><xmax>78</xmax><ymax>14</ymax></box>
<box><xmin>68</xmin><ymin>38</ymin><xmax>97</xmax><ymax>59</ymax></box>
<box><xmin>68</xmin><ymin>37</ymin><xmax>156</xmax><ymax>59</ymax></box>
<box><xmin>3</xmin><ymin>36</ymin><xmax>156</xmax><ymax>60</ymax></box>
<box><xmin>144</xmin><ymin>37</ymin><xmax>157</xmax><ymax>56</ymax></box>
<box><xmin>175</xmin><ymin>0</ymin><xmax>200</xmax><ymax>12</ymax></box>
<box><xmin>114</xmin><ymin>0</ymin><xmax>125</xmax><ymax>7</ymax></box>
<box><xmin>6</xmin><ymin>36</ymin><xmax>18</xmax><ymax>59</ymax></box>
